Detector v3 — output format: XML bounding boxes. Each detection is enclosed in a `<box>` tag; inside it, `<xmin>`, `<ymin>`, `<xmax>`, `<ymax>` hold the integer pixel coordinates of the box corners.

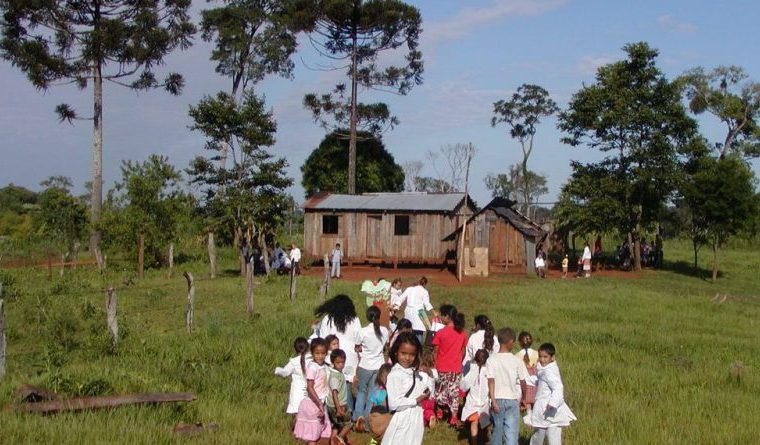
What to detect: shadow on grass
<box><xmin>662</xmin><ymin>259</ymin><xmax>722</xmax><ymax>281</ymax></box>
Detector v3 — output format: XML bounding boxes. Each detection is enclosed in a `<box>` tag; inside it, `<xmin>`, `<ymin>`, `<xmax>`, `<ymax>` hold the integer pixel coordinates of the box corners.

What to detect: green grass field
<box><xmin>0</xmin><ymin>240</ymin><xmax>759</xmax><ymax>444</ymax></box>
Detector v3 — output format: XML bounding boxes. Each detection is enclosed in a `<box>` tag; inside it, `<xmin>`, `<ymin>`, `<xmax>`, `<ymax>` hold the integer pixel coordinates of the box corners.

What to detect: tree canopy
<box><xmin>299</xmin><ymin>0</ymin><xmax>423</xmax><ymax>194</ymax></box>
<box><xmin>301</xmin><ymin>130</ymin><xmax>404</xmax><ymax>197</ymax></box>
<box><xmin>558</xmin><ymin>42</ymin><xmax>698</xmax><ymax>269</ymax></box>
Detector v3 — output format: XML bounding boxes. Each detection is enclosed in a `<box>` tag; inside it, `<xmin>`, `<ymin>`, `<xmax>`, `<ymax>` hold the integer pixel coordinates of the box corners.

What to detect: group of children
<box><xmin>276</xmin><ymin>304</ymin><xmax>575</xmax><ymax>445</ymax></box>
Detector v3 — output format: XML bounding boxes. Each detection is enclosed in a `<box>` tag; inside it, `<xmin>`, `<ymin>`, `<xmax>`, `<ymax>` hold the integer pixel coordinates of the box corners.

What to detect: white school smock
<box><xmin>398</xmin><ymin>285</ymin><xmax>433</xmax><ymax>331</ymax></box>
<box><xmin>459</xmin><ymin>365</ymin><xmax>490</xmax><ymax>424</ymax></box>
<box><xmin>524</xmin><ymin>361</ymin><xmax>577</xmax><ymax>428</ymax></box>
<box><xmin>274</xmin><ymin>354</ymin><xmax>311</xmax><ymax>414</ymax></box>
<box><xmin>317</xmin><ymin>315</ymin><xmax>362</xmax><ymax>381</ymax></box>
<box><xmin>382</xmin><ymin>364</ymin><xmax>433</xmax><ymax>445</ymax></box>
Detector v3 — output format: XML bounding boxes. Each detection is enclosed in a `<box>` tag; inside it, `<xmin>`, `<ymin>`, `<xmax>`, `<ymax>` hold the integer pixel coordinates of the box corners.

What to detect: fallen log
<box><xmin>16</xmin><ymin>392</ymin><xmax>196</xmax><ymax>414</ymax></box>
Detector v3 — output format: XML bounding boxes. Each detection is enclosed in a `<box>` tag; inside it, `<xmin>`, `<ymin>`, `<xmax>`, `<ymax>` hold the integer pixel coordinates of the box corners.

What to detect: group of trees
<box><xmin>553</xmin><ymin>42</ymin><xmax>760</xmax><ymax>280</ymax></box>
<box><xmin>0</xmin><ymin>0</ymin><xmax>426</xmax><ymax>274</ymax></box>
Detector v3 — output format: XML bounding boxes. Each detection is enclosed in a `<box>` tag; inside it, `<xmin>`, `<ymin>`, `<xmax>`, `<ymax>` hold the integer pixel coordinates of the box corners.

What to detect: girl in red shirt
<box><xmin>431</xmin><ymin>304</ymin><xmax>468</xmax><ymax>427</ymax></box>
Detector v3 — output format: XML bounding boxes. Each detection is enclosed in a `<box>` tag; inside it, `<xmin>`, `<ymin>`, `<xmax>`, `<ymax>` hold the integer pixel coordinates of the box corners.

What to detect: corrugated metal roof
<box><xmin>303</xmin><ymin>192</ymin><xmax>467</xmax><ymax>212</ymax></box>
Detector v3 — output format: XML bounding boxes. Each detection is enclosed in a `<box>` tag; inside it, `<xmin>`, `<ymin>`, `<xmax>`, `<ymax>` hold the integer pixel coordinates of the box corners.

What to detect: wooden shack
<box><xmin>303</xmin><ymin>192</ymin><xmax>476</xmax><ymax>266</ymax></box>
<box><xmin>450</xmin><ymin>197</ymin><xmax>547</xmax><ymax>275</ymax></box>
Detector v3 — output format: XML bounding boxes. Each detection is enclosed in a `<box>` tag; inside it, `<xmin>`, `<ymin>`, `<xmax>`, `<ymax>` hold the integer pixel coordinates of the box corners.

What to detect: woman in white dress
<box><xmin>382</xmin><ymin>332</ymin><xmax>434</xmax><ymax>445</ymax></box>
<box><xmin>524</xmin><ymin>343</ymin><xmax>577</xmax><ymax>445</ymax></box>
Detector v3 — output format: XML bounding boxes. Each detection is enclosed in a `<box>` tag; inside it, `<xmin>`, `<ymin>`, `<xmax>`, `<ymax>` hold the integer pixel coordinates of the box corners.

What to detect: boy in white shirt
<box><xmin>289</xmin><ymin>243</ymin><xmax>301</xmax><ymax>275</ymax></box>
<box><xmin>487</xmin><ymin>327</ymin><xmax>530</xmax><ymax>445</ymax></box>
<box><xmin>330</xmin><ymin>243</ymin><xmax>343</xmax><ymax>278</ymax></box>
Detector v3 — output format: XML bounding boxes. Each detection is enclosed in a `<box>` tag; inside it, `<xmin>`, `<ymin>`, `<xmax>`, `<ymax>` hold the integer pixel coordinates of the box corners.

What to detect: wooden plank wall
<box><xmin>304</xmin><ymin>211</ymin><xmax>461</xmax><ymax>263</ymax></box>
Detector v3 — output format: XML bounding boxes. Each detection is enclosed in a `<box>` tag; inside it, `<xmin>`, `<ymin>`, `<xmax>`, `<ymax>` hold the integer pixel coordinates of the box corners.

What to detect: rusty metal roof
<box><xmin>303</xmin><ymin>192</ymin><xmax>470</xmax><ymax>212</ymax></box>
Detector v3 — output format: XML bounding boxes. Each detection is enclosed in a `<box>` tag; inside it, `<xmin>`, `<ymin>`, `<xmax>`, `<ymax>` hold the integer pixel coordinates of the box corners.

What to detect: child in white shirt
<box><xmin>274</xmin><ymin>337</ymin><xmax>311</xmax><ymax>415</ymax></box>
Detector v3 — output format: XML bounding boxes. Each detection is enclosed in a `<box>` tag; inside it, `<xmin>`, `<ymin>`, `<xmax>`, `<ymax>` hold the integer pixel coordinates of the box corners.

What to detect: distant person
<box><xmin>535</xmin><ymin>255</ymin><xmax>546</xmax><ymax>278</ymax></box>
<box><xmin>524</xmin><ymin>343</ymin><xmax>577</xmax><ymax>445</ymax></box>
<box><xmin>582</xmin><ymin>243</ymin><xmax>592</xmax><ymax>278</ymax></box>
<box><xmin>290</xmin><ymin>243</ymin><xmax>302</xmax><ymax>275</ymax></box>
<box><xmin>331</xmin><ymin>243</ymin><xmax>343</xmax><ymax>278</ymax></box>
<box><xmin>487</xmin><ymin>327</ymin><xmax>530</xmax><ymax>445</ymax></box>
<box><xmin>561</xmin><ymin>254</ymin><xmax>569</xmax><ymax>279</ymax></box>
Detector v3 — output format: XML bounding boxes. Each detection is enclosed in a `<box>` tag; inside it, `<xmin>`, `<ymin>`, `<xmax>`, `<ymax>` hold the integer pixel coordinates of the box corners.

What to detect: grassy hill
<box><xmin>0</xmin><ymin>240</ymin><xmax>758</xmax><ymax>444</ymax></box>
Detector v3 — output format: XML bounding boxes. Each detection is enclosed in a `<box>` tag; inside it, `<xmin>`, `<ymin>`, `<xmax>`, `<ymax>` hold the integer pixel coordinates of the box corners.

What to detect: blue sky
<box><xmin>1</xmin><ymin>0</ymin><xmax>759</xmax><ymax>206</ymax></box>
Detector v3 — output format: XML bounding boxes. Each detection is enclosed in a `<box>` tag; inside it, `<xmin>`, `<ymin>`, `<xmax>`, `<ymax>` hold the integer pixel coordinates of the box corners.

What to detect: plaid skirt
<box><xmin>521</xmin><ymin>366</ymin><xmax>537</xmax><ymax>404</ymax></box>
<box><xmin>435</xmin><ymin>371</ymin><xmax>462</xmax><ymax>415</ymax></box>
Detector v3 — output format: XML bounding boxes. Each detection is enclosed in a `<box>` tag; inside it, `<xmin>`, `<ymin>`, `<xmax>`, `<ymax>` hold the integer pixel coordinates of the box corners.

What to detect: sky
<box><xmin>1</xmin><ymin>0</ymin><xmax>759</xmax><ymax>207</ymax></box>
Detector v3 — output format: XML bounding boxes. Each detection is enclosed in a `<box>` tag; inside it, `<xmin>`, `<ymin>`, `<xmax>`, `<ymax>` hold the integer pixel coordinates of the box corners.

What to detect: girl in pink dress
<box><xmin>293</xmin><ymin>338</ymin><xmax>332</xmax><ymax>444</ymax></box>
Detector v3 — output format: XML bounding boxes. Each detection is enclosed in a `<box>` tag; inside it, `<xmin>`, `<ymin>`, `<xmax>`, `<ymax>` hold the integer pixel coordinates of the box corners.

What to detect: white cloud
<box><xmin>657</xmin><ymin>15</ymin><xmax>697</xmax><ymax>34</ymax></box>
<box><xmin>576</xmin><ymin>55</ymin><xmax>617</xmax><ymax>76</ymax></box>
<box><xmin>423</xmin><ymin>0</ymin><xmax>566</xmax><ymax>50</ymax></box>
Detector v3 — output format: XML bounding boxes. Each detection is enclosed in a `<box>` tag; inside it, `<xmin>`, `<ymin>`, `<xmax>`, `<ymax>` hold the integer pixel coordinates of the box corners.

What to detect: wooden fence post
<box><xmin>246</xmin><ymin>262</ymin><xmax>255</xmax><ymax>317</ymax></box>
<box><xmin>0</xmin><ymin>283</ymin><xmax>5</xmax><ymax>381</ymax></box>
<box><xmin>207</xmin><ymin>233</ymin><xmax>217</xmax><ymax>279</ymax></box>
<box><xmin>94</xmin><ymin>247</ymin><xmax>106</xmax><ymax>274</ymax></box>
<box><xmin>289</xmin><ymin>264</ymin><xmax>297</xmax><ymax>302</ymax></box>
<box><xmin>47</xmin><ymin>255</ymin><xmax>52</xmax><ymax>280</ymax></box>
<box><xmin>168</xmin><ymin>242</ymin><xmax>174</xmax><ymax>279</ymax></box>
<box><xmin>319</xmin><ymin>254</ymin><xmax>330</xmax><ymax>300</ymax></box>
<box><xmin>183</xmin><ymin>272</ymin><xmax>194</xmax><ymax>334</ymax></box>
<box><xmin>105</xmin><ymin>287</ymin><xmax>118</xmax><ymax>346</ymax></box>
<box><xmin>137</xmin><ymin>234</ymin><xmax>145</xmax><ymax>279</ymax></box>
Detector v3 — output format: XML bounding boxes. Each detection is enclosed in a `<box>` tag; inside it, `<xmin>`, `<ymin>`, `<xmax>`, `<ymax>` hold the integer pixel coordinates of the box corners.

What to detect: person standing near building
<box><xmin>331</xmin><ymin>243</ymin><xmax>343</xmax><ymax>279</ymax></box>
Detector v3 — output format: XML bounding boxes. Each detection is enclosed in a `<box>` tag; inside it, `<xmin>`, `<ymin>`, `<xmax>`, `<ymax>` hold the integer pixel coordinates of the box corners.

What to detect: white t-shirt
<box><xmin>535</xmin><ymin>256</ymin><xmax>545</xmax><ymax>268</ymax></box>
<box><xmin>399</xmin><ymin>285</ymin><xmax>433</xmax><ymax>331</ymax></box>
<box><xmin>317</xmin><ymin>315</ymin><xmax>362</xmax><ymax>380</ymax></box>
<box><xmin>290</xmin><ymin>247</ymin><xmax>302</xmax><ymax>262</ymax></box>
<box><xmin>357</xmin><ymin>324</ymin><xmax>390</xmax><ymax>370</ymax></box>
<box><xmin>485</xmin><ymin>352</ymin><xmax>529</xmax><ymax>400</ymax></box>
<box><xmin>331</xmin><ymin>248</ymin><xmax>342</xmax><ymax>263</ymax></box>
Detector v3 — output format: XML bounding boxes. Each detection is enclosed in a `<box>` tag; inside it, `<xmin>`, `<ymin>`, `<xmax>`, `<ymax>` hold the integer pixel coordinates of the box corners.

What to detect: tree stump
<box><xmin>137</xmin><ymin>234</ymin><xmax>145</xmax><ymax>279</ymax></box>
<box><xmin>184</xmin><ymin>272</ymin><xmax>195</xmax><ymax>334</ymax></box>
<box><xmin>319</xmin><ymin>254</ymin><xmax>330</xmax><ymax>300</ymax></box>
<box><xmin>0</xmin><ymin>284</ymin><xmax>5</xmax><ymax>381</ymax></box>
<box><xmin>207</xmin><ymin>233</ymin><xmax>217</xmax><ymax>279</ymax></box>
<box><xmin>289</xmin><ymin>265</ymin><xmax>297</xmax><ymax>302</ymax></box>
<box><xmin>168</xmin><ymin>242</ymin><xmax>174</xmax><ymax>278</ymax></box>
<box><xmin>246</xmin><ymin>262</ymin><xmax>255</xmax><ymax>317</ymax></box>
<box><xmin>105</xmin><ymin>287</ymin><xmax>118</xmax><ymax>346</ymax></box>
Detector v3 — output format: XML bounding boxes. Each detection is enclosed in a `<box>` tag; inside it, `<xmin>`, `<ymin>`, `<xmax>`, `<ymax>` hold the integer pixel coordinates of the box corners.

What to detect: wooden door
<box><xmin>366</xmin><ymin>214</ymin><xmax>383</xmax><ymax>258</ymax></box>
<box><xmin>489</xmin><ymin>220</ymin><xmax>507</xmax><ymax>266</ymax></box>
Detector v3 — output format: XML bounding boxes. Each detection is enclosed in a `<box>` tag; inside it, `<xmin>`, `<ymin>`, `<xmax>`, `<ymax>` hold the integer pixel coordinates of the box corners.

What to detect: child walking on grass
<box><xmin>487</xmin><ymin>327</ymin><xmax>530</xmax><ymax>445</ymax></box>
<box><xmin>293</xmin><ymin>338</ymin><xmax>331</xmax><ymax>444</ymax></box>
<box><xmin>524</xmin><ymin>343</ymin><xmax>576</xmax><ymax>445</ymax></box>
<box><xmin>274</xmin><ymin>337</ymin><xmax>311</xmax><ymax>416</ymax></box>
<box><xmin>326</xmin><ymin>349</ymin><xmax>354</xmax><ymax>445</ymax></box>
<box><xmin>460</xmin><ymin>349</ymin><xmax>490</xmax><ymax>445</ymax></box>
<box><xmin>515</xmin><ymin>331</ymin><xmax>539</xmax><ymax>419</ymax></box>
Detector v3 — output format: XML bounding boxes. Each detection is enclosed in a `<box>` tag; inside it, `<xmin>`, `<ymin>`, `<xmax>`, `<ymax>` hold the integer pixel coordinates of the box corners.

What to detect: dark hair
<box><xmin>324</xmin><ymin>334</ymin><xmax>339</xmax><ymax>348</ymax></box>
<box><xmin>314</xmin><ymin>294</ymin><xmax>357</xmax><ymax>334</ymax></box>
<box><xmin>367</xmin><ymin>306</ymin><xmax>383</xmax><ymax>340</ymax></box>
<box><xmin>310</xmin><ymin>337</ymin><xmax>328</xmax><ymax>355</ymax></box>
<box><xmin>518</xmin><ymin>331</ymin><xmax>532</xmax><ymax>344</ymax></box>
<box><xmin>538</xmin><ymin>342</ymin><xmax>556</xmax><ymax>356</ymax></box>
<box><xmin>330</xmin><ymin>348</ymin><xmax>346</xmax><ymax>362</ymax></box>
<box><xmin>389</xmin><ymin>331</ymin><xmax>422</xmax><ymax>368</ymax></box>
<box><xmin>440</xmin><ymin>304</ymin><xmax>465</xmax><ymax>333</ymax></box>
<box><xmin>294</xmin><ymin>337</ymin><xmax>309</xmax><ymax>375</ymax></box>
<box><xmin>391</xmin><ymin>278</ymin><xmax>402</xmax><ymax>287</ymax></box>
<box><xmin>376</xmin><ymin>363</ymin><xmax>392</xmax><ymax>387</ymax></box>
<box><xmin>474</xmin><ymin>315</ymin><xmax>495</xmax><ymax>352</ymax></box>
<box><xmin>392</xmin><ymin>318</ymin><xmax>413</xmax><ymax>339</ymax></box>
<box><xmin>473</xmin><ymin>348</ymin><xmax>489</xmax><ymax>368</ymax></box>
<box><xmin>497</xmin><ymin>327</ymin><xmax>516</xmax><ymax>345</ymax></box>
<box><xmin>418</xmin><ymin>276</ymin><xmax>428</xmax><ymax>286</ymax></box>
